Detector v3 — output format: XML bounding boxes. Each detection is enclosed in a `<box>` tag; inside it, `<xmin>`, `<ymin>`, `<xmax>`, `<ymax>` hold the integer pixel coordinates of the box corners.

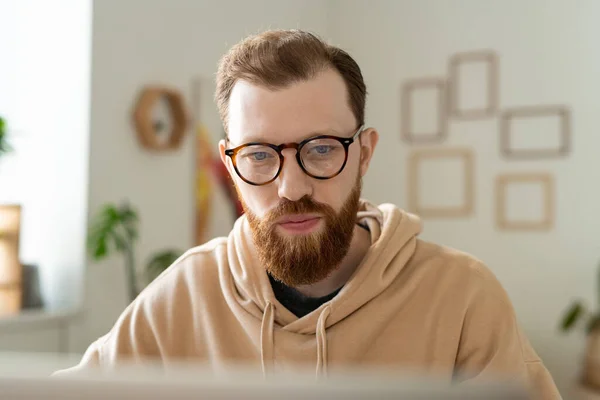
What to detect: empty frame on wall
<box><xmin>408</xmin><ymin>148</ymin><xmax>474</xmax><ymax>218</ymax></box>
<box><xmin>500</xmin><ymin>105</ymin><xmax>571</xmax><ymax>159</ymax></box>
<box><xmin>448</xmin><ymin>50</ymin><xmax>499</xmax><ymax>119</ymax></box>
<box><xmin>495</xmin><ymin>173</ymin><xmax>554</xmax><ymax>231</ymax></box>
<box><xmin>400</xmin><ymin>78</ymin><xmax>447</xmax><ymax>144</ymax></box>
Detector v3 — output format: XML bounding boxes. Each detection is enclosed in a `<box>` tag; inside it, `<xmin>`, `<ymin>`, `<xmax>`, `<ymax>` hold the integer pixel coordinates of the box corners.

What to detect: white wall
<box><xmin>328</xmin><ymin>0</ymin><xmax>599</xmax><ymax>394</ymax></box>
<box><xmin>0</xmin><ymin>0</ymin><xmax>92</xmax><ymax>311</ymax></box>
<box><xmin>27</xmin><ymin>0</ymin><xmax>588</xmax><ymax>395</ymax></box>
<box><xmin>73</xmin><ymin>0</ymin><xmax>330</xmax><ymax>352</ymax></box>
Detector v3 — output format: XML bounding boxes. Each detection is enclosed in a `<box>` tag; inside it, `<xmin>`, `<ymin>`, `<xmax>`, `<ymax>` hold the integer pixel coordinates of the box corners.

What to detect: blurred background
<box><xmin>1</xmin><ymin>0</ymin><xmax>599</xmax><ymax>397</ymax></box>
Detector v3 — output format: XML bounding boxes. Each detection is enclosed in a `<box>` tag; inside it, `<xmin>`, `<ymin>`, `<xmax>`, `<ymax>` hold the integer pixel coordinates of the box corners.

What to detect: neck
<box><xmin>295</xmin><ymin>224</ymin><xmax>371</xmax><ymax>298</ymax></box>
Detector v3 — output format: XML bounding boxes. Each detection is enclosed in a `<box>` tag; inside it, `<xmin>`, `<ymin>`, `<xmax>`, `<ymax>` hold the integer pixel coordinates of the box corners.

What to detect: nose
<box><xmin>277</xmin><ymin>149</ymin><xmax>312</xmax><ymax>202</ymax></box>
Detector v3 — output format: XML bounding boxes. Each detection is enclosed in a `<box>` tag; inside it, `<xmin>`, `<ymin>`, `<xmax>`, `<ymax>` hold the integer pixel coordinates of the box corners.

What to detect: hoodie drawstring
<box><xmin>260</xmin><ymin>301</ymin><xmax>275</xmax><ymax>377</ymax></box>
<box><xmin>315</xmin><ymin>305</ymin><xmax>332</xmax><ymax>378</ymax></box>
<box><xmin>261</xmin><ymin>302</ymin><xmax>332</xmax><ymax>379</ymax></box>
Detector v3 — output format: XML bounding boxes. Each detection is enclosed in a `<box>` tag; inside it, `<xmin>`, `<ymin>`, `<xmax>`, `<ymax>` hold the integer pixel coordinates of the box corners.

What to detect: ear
<box><xmin>358</xmin><ymin>128</ymin><xmax>379</xmax><ymax>177</ymax></box>
<box><xmin>218</xmin><ymin>139</ymin><xmax>235</xmax><ymax>178</ymax></box>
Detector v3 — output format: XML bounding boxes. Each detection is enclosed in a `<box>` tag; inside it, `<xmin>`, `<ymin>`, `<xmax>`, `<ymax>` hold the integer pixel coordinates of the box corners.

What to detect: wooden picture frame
<box><xmin>400</xmin><ymin>77</ymin><xmax>447</xmax><ymax>144</ymax></box>
<box><xmin>500</xmin><ymin>105</ymin><xmax>571</xmax><ymax>159</ymax></box>
<box><xmin>448</xmin><ymin>50</ymin><xmax>499</xmax><ymax>119</ymax></box>
<box><xmin>132</xmin><ymin>86</ymin><xmax>189</xmax><ymax>151</ymax></box>
<box><xmin>408</xmin><ymin>148</ymin><xmax>474</xmax><ymax>218</ymax></box>
<box><xmin>495</xmin><ymin>173</ymin><xmax>554</xmax><ymax>231</ymax></box>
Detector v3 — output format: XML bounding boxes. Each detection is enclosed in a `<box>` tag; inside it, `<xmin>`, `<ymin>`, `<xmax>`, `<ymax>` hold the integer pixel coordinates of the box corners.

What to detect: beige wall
<box><xmin>328</xmin><ymin>0</ymin><xmax>599</xmax><ymax>394</ymax></box>
<box><xmin>5</xmin><ymin>0</ymin><xmax>596</xmax><ymax>396</ymax></box>
<box><xmin>72</xmin><ymin>0</ymin><xmax>331</xmax><ymax>353</ymax></box>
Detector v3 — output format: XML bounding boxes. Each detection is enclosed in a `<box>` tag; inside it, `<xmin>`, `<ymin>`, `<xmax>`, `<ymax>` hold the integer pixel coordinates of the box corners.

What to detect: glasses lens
<box><xmin>300</xmin><ymin>138</ymin><xmax>346</xmax><ymax>178</ymax></box>
<box><xmin>235</xmin><ymin>145</ymin><xmax>280</xmax><ymax>184</ymax></box>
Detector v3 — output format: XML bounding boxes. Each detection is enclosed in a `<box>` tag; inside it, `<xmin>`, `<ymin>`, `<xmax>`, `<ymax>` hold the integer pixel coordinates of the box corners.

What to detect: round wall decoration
<box><xmin>132</xmin><ymin>86</ymin><xmax>189</xmax><ymax>151</ymax></box>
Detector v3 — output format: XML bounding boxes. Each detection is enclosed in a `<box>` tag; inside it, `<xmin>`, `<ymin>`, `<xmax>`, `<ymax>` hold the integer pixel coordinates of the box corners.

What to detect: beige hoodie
<box><xmin>57</xmin><ymin>200</ymin><xmax>560</xmax><ymax>399</ymax></box>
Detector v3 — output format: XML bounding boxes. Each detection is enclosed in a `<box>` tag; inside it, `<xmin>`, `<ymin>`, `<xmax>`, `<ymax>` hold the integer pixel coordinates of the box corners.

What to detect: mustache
<box><xmin>265</xmin><ymin>196</ymin><xmax>334</xmax><ymax>223</ymax></box>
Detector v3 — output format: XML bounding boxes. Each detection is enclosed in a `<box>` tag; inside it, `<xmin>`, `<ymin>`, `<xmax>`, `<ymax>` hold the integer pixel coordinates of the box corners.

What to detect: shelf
<box><xmin>0</xmin><ymin>308</ymin><xmax>82</xmax><ymax>332</ymax></box>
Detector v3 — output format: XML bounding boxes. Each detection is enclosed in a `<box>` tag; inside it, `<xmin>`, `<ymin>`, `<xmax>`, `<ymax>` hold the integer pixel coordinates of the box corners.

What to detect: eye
<box><xmin>243</xmin><ymin>151</ymin><xmax>275</xmax><ymax>162</ymax></box>
<box><xmin>310</xmin><ymin>145</ymin><xmax>333</xmax><ymax>155</ymax></box>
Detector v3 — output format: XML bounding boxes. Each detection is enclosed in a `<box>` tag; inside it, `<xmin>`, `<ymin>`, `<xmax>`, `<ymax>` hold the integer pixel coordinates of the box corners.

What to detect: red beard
<box><xmin>244</xmin><ymin>176</ymin><xmax>362</xmax><ymax>287</ymax></box>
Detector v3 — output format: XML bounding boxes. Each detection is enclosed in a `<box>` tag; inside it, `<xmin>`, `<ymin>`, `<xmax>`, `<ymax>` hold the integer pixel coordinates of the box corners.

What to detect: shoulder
<box><xmin>405</xmin><ymin>244</ymin><xmax>554</xmax><ymax>393</ymax></box>
<box><xmin>410</xmin><ymin>239</ymin><xmax>492</xmax><ymax>278</ymax></box>
<box><xmin>97</xmin><ymin>238</ymin><xmax>230</xmax><ymax>355</ymax></box>
<box><xmin>409</xmin><ymin>240</ymin><xmax>529</xmax><ymax>353</ymax></box>
<box><xmin>135</xmin><ymin>236</ymin><xmax>229</xmax><ymax>306</ymax></box>
<box><xmin>404</xmin><ymin>240</ymin><xmax>552</xmax><ymax>383</ymax></box>
<box><xmin>65</xmin><ymin>237</ymin><xmax>232</xmax><ymax>367</ymax></box>
<box><xmin>407</xmin><ymin>239</ymin><xmax>511</xmax><ymax>306</ymax></box>
<box><xmin>144</xmin><ymin>238</ymin><xmax>228</xmax><ymax>292</ymax></box>
<box><xmin>106</xmin><ymin>237</ymin><xmax>230</xmax><ymax>327</ymax></box>
<box><xmin>166</xmin><ymin>237</ymin><xmax>229</xmax><ymax>273</ymax></box>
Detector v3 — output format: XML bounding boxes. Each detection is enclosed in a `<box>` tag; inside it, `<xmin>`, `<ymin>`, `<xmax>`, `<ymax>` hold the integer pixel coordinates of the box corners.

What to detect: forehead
<box><xmin>227</xmin><ymin>68</ymin><xmax>356</xmax><ymax>145</ymax></box>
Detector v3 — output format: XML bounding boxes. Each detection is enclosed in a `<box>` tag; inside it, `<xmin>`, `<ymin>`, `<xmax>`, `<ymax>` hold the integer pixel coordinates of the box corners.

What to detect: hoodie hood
<box><xmin>226</xmin><ymin>199</ymin><xmax>423</xmax><ymax>334</ymax></box>
<box><xmin>57</xmin><ymin>198</ymin><xmax>560</xmax><ymax>398</ymax></box>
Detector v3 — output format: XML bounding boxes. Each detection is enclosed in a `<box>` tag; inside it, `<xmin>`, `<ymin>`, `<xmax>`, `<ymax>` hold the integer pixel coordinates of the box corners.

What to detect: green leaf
<box><xmin>86</xmin><ymin>201</ymin><xmax>140</xmax><ymax>261</ymax></box>
<box><xmin>93</xmin><ymin>237</ymin><xmax>108</xmax><ymax>259</ymax></box>
<box><xmin>109</xmin><ymin>231</ymin><xmax>128</xmax><ymax>252</ymax></box>
<box><xmin>118</xmin><ymin>201</ymin><xmax>137</xmax><ymax>218</ymax></box>
<box><xmin>104</xmin><ymin>205</ymin><xmax>120</xmax><ymax>222</ymax></box>
<box><xmin>561</xmin><ymin>301</ymin><xmax>585</xmax><ymax>331</ymax></box>
<box><xmin>123</xmin><ymin>221</ymin><xmax>138</xmax><ymax>241</ymax></box>
<box><xmin>119</xmin><ymin>204</ymin><xmax>139</xmax><ymax>238</ymax></box>
<box><xmin>0</xmin><ymin>117</ymin><xmax>12</xmax><ymax>156</ymax></box>
<box><xmin>121</xmin><ymin>207</ymin><xmax>138</xmax><ymax>222</ymax></box>
<box><xmin>145</xmin><ymin>249</ymin><xmax>182</xmax><ymax>282</ymax></box>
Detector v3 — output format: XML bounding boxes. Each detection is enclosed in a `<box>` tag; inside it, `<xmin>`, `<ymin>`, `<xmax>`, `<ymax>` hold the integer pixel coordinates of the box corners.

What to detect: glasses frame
<box><xmin>225</xmin><ymin>125</ymin><xmax>364</xmax><ymax>186</ymax></box>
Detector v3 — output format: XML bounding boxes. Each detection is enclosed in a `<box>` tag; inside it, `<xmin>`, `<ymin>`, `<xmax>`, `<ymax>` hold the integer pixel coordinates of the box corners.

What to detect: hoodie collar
<box><xmin>226</xmin><ymin>199</ymin><xmax>423</xmax><ymax>334</ymax></box>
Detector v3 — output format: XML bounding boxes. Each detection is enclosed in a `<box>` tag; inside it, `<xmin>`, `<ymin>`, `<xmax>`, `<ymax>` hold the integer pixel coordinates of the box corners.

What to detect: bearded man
<box><xmin>56</xmin><ymin>29</ymin><xmax>560</xmax><ymax>399</ymax></box>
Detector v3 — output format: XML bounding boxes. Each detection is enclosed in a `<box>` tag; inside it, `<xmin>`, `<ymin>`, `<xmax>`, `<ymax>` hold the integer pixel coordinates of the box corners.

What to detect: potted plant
<box><xmin>560</xmin><ymin>264</ymin><xmax>600</xmax><ymax>391</ymax></box>
<box><xmin>87</xmin><ymin>201</ymin><xmax>182</xmax><ymax>302</ymax></box>
<box><xmin>0</xmin><ymin>116</ymin><xmax>13</xmax><ymax>158</ymax></box>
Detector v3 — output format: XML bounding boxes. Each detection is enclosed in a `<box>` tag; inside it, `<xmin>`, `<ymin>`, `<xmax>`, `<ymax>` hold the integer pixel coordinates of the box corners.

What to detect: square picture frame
<box><xmin>448</xmin><ymin>50</ymin><xmax>499</xmax><ymax>119</ymax></box>
<box><xmin>499</xmin><ymin>105</ymin><xmax>571</xmax><ymax>159</ymax></box>
<box><xmin>408</xmin><ymin>148</ymin><xmax>475</xmax><ymax>218</ymax></box>
<box><xmin>495</xmin><ymin>173</ymin><xmax>554</xmax><ymax>231</ymax></box>
<box><xmin>400</xmin><ymin>77</ymin><xmax>447</xmax><ymax>144</ymax></box>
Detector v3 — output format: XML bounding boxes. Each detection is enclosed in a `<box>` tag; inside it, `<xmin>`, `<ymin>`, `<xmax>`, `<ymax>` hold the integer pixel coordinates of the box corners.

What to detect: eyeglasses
<box><xmin>224</xmin><ymin>125</ymin><xmax>364</xmax><ymax>186</ymax></box>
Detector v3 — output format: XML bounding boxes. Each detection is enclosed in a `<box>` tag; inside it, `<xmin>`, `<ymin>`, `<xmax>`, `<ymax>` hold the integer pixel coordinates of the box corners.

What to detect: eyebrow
<box><xmin>229</xmin><ymin>128</ymin><xmax>348</xmax><ymax>147</ymax></box>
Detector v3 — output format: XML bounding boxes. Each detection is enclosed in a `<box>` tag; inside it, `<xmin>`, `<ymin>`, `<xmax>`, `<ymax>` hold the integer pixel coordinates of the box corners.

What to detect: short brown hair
<box><xmin>215</xmin><ymin>29</ymin><xmax>367</xmax><ymax>135</ymax></box>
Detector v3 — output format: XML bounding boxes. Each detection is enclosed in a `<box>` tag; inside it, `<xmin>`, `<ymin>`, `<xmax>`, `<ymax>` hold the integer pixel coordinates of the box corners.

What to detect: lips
<box><xmin>276</xmin><ymin>214</ymin><xmax>322</xmax><ymax>233</ymax></box>
<box><xmin>278</xmin><ymin>215</ymin><xmax>320</xmax><ymax>224</ymax></box>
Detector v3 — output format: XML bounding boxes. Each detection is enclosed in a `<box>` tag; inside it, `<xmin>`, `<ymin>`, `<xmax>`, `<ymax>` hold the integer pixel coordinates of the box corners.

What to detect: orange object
<box><xmin>194</xmin><ymin>125</ymin><xmax>244</xmax><ymax>246</ymax></box>
<box><xmin>0</xmin><ymin>204</ymin><xmax>22</xmax><ymax>316</ymax></box>
<box><xmin>195</xmin><ymin>124</ymin><xmax>214</xmax><ymax>245</ymax></box>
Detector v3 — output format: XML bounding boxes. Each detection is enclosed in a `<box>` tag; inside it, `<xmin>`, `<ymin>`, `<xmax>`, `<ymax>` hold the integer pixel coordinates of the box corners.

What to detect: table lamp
<box><xmin>0</xmin><ymin>204</ymin><xmax>22</xmax><ymax>316</ymax></box>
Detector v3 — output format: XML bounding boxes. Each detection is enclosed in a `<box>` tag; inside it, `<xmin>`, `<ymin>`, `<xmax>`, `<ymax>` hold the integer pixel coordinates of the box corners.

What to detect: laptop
<box><xmin>0</xmin><ymin>353</ymin><xmax>529</xmax><ymax>399</ymax></box>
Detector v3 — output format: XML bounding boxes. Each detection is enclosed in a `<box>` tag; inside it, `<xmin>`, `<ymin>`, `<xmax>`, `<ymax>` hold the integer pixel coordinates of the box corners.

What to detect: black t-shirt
<box><xmin>268</xmin><ymin>223</ymin><xmax>370</xmax><ymax>318</ymax></box>
<box><xmin>268</xmin><ymin>273</ymin><xmax>342</xmax><ymax>318</ymax></box>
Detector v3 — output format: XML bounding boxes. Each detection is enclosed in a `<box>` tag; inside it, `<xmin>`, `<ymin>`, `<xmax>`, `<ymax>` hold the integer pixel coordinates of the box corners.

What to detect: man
<box><xmin>57</xmin><ymin>29</ymin><xmax>560</xmax><ymax>398</ymax></box>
